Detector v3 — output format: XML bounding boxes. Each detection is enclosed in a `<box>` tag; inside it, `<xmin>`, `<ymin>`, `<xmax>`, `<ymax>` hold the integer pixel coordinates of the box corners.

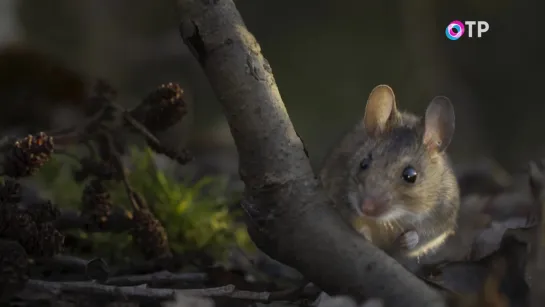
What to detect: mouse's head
<box><xmin>346</xmin><ymin>85</ymin><xmax>457</xmax><ymax>223</ymax></box>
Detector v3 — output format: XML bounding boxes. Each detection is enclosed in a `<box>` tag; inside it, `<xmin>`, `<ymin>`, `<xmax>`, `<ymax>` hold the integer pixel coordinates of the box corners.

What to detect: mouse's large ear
<box><xmin>363</xmin><ymin>85</ymin><xmax>398</xmax><ymax>137</ymax></box>
<box><xmin>423</xmin><ymin>96</ymin><xmax>455</xmax><ymax>153</ymax></box>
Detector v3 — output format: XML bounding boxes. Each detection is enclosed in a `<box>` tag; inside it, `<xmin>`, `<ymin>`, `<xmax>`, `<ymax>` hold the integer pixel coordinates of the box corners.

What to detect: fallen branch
<box><xmin>177</xmin><ymin>0</ymin><xmax>445</xmax><ymax>306</ymax></box>
<box><xmin>104</xmin><ymin>270</ymin><xmax>207</xmax><ymax>286</ymax></box>
<box><xmin>109</xmin><ymin>253</ymin><xmax>204</xmax><ymax>276</ymax></box>
<box><xmin>23</xmin><ymin>279</ymin><xmax>236</xmax><ymax>302</ymax></box>
<box><xmin>32</xmin><ymin>255</ymin><xmax>109</xmax><ymax>282</ymax></box>
<box><xmin>20</xmin><ymin>279</ymin><xmax>307</xmax><ymax>303</ymax></box>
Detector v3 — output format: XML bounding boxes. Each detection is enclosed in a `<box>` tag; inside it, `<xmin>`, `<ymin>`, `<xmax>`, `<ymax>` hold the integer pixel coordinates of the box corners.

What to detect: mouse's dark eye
<box><xmin>401</xmin><ymin>166</ymin><xmax>418</xmax><ymax>183</ymax></box>
<box><xmin>360</xmin><ymin>154</ymin><xmax>372</xmax><ymax>170</ymax></box>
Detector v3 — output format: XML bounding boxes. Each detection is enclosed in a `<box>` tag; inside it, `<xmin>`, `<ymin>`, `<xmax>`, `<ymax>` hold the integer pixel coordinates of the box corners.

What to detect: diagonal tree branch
<box><xmin>177</xmin><ymin>1</ymin><xmax>446</xmax><ymax>306</ymax></box>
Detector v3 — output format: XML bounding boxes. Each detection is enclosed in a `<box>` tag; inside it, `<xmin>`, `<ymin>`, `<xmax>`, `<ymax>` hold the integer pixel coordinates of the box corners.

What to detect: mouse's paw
<box><xmin>358</xmin><ymin>225</ymin><xmax>372</xmax><ymax>242</ymax></box>
<box><xmin>526</xmin><ymin>212</ymin><xmax>540</xmax><ymax>228</ymax></box>
<box><xmin>397</xmin><ymin>230</ymin><xmax>419</xmax><ymax>250</ymax></box>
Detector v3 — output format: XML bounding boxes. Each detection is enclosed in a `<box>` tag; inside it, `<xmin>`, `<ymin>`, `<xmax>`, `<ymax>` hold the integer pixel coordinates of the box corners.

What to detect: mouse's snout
<box><xmin>361</xmin><ymin>197</ymin><xmax>389</xmax><ymax>217</ymax></box>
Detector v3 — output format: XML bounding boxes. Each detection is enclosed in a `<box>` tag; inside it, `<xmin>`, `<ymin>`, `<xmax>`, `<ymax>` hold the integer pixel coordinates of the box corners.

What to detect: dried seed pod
<box><xmin>2</xmin><ymin>132</ymin><xmax>54</xmax><ymax>178</ymax></box>
<box><xmin>130</xmin><ymin>199</ymin><xmax>171</xmax><ymax>260</ymax></box>
<box><xmin>31</xmin><ymin>223</ymin><xmax>64</xmax><ymax>257</ymax></box>
<box><xmin>26</xmin><ymin>200</ymin><xmax>61</xmax><ymax>224</ymax></box>
<box><xmin>147</xmin><ymin>141</ymin><xmax>192</xmax><ymax>165</ymax></box>
<box><xmin>0</xmin><ymin>179</ymin><xmax>21</xmax><ymax>204</ymax></box>
<box><xmin>0</xmin><ymin>206</ymin><xmax>63</xmax><ymax>257</ymax></box>
<box><xmin>20</xmin><ymin>222</ymin><xmax>64</xmax><ymax>257</ymax></box>
<box><xmin>81</xmin><ymin>179</ymin><xmax>113</xmax><ymax>224</ymax></box>
<box><xmin>130</xmin><ymin>82</ymin><xmax>187</xmax><ymax>133</ymax></box>
<box><xmin>0</xmin><ymin>209</ymin><xmax>36</xmax><ymax>241</ymax></box>
<box><xmin>0</xmin><ymin>239</ymin><xmax>29</xmax><ymax>302</ymax></box>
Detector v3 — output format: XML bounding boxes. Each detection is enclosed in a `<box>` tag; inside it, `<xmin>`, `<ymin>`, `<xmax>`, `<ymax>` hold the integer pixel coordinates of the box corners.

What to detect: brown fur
<box><xmin>320</xmin><ymin>85</ymin><xmax>460</xmax><ymax>258</ymax></box>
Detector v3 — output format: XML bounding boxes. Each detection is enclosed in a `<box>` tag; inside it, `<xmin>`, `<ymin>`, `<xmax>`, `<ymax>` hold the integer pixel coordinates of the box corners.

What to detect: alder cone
<box><xmin>0</xmin><ymin>204</ymin><xmax>63</xmax><ymax>257</ymax></box>
<box><xmin>130</xmin><ymin>82</ymin><xmax>187</xmax><ymax>133</ymax></box>
<box><xmin>130</xmin><ymin>208</ymin><xmax>171</xmax><ymax>260</ymax></box>
<box><xmin>26</xmin><ymin>200</ymin><xmax>61</xmax><ymax>224</ymax></box>
<box><xmin>146</xmin><ymin>139</ymin><xmax>192</xmax><ymax>165</ymax></box>
<box><xmin>2</xmin><ymin>132</ymin><xmax>54</xmax><ymax>178</ymax></box>
<box><xmin>81</xmin><ymin>179</ymin><xmax>113</xmax><ymax>225</ymax></box>
<box><xmin>31</xmin><ymin>223</ymin><xmax>64</xmax><ymax>257</ymax></box>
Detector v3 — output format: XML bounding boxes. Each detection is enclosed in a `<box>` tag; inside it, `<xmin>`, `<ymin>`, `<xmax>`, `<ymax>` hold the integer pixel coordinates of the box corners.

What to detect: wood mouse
<box><xmin>319</xmin><ymin>84</ymin><xmax>460</xmax><ymax>258</ymax></box>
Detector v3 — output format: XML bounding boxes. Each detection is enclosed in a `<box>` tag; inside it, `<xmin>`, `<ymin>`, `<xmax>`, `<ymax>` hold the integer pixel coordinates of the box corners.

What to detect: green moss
<box><xmin>33</xmin><ymin>153</ymin><xmax>84</xmax><ymax>208</ymax></box>
<box><xmin>32</xmin><ymin>146</ymin><xmax>254</xmax><ymax>263</ymax></box>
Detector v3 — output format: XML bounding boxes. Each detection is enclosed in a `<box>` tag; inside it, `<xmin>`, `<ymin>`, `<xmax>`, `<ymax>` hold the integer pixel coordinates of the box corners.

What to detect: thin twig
<box><xmin>121</xmin><ymin>106</ymin><xmax>192</xmax><ymax>164</ymax></box>
<box><xmin>104</xmin><ymin>270</ymin><xmax>207</xmax><ymax>286</ymax></box>
<box><xmin>46</xmin><ymin>107</ymin><xmax>106</xmax><ymax>136</ymax></box>
<box><xmin>32</xmin><ymin>255</ymin><xmax>109</xmax><ymax>281</ymax></box>
<box><xmin>110</xmin><ymin>254</ymin><xmax>195</xmax><ymax>276</ymax></box>
<box><xmin>101</xmin><ymin>131</ymin><xmax>143</xmax><ymax>211</ymax></box>
<box><xmin>109</xmin><ymin>103</ymin><xmax>164</xmax><ymax>149</ymax></box>
<box><xmin>47</xmin><ymin>107</ymin><xmax>111</xmax><ymax>143</ymax></box>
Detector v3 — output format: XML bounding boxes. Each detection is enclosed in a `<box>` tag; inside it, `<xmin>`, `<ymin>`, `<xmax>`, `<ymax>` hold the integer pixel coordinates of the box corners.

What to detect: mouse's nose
<box><xmin>361</xmin><ymin>198</ymin><xmax>386</xmax><ymax>217</ymax></box>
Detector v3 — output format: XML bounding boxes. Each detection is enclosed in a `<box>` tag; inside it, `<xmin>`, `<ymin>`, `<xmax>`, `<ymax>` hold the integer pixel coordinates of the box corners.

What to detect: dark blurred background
<box><xmin>0</xmin><ymin>0</ymin><xmax>542</xmax><ymax>176</ymax></box>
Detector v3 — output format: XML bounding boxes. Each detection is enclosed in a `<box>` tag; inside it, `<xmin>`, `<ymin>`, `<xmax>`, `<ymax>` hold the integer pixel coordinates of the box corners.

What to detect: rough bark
<box><xmin>177</xmin><ymin>1</ymin><xmax>446</xmax><ymax>306</ymax></box>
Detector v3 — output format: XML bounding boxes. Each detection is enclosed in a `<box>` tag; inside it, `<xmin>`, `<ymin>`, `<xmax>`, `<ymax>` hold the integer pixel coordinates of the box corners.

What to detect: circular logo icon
<box><xmin>445</xmin><ymin>21</ymin><xmax>465</xmax><ymax>40</ymax></box>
